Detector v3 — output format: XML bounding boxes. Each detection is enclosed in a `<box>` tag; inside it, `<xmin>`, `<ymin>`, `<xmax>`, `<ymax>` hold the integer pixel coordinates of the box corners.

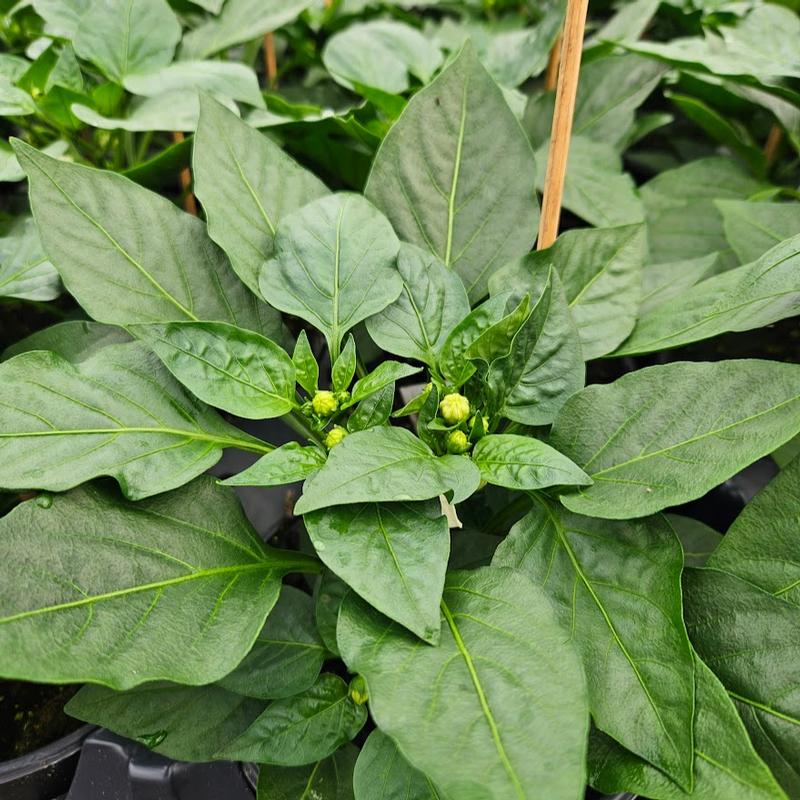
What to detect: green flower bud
<box><xmin>446</xmin><ymin>430</ymin><xmax>471</xmax><ymax>454</ymax></box>
<box><xmin>348</xmin><ymin>675</ymin><xmax>369</xmax><ymax>706</ymax></box>
<box><xmin>324</xmin><ymin>425</ymin><xmax>348</xmax><ymax>450</ymax></box>
<box><xmin>312</xmin><ymin>390</ymin><xmax>338</xmax><ymax>417</ymax></box>
<box><xmin>439</xmin><ymin>393</ymin><xmax>470</xmax><ymax>425</ymax></box>
<box><xmin>334</xmin><ymin>390</ymin><xmax>351</xmax><ymax>405</ymax></box>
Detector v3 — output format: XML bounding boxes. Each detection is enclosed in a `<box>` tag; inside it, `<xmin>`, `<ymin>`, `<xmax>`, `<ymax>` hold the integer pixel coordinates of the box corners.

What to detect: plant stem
<box><xmin>172</xmin><ymin>131</ymin><xmax>197</xmax><ymax>215</ymax></box>
<box><xmin>263</xmin><ymin>33</ymin><xmax>278</xmax><ymax>88</ymax></box>
<box><xmin>284</xmin><ymin>411</ymin><xmax>325</xmax><ymax>448</ymax></box>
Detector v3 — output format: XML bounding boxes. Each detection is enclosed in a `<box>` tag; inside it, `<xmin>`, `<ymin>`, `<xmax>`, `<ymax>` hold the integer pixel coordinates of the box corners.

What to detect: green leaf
<box><xmin>305</xmin><ymin>500</ymin><xmax>449</xmax><ymax>644</ymax></box>
<box><xmin>666</xmin><ymin>514</ymin><xmax>722</xmax><ymax>568</ymax></box>
<box><xmin>181</xmin><ymin>0</ymin><xmax>314</xmax><ymax>59</ymax></box>
<box><xmin>493</xmin><ymin>498</ymin><xmax>695</xmax><ymax>789</ymax></box>
<box><xmin>13</xmin><ymin>140</ymin><xmax>279</xmax><ymax>339</ymax></box>
<box><xmin>218</xmin><ymin>585</ymin><xmax>326</xmax><ymax>700</ymax></box>
<box><xmin>615</xmin><ymin>234</ymin><xmax>800</xmax><ymax>356</ymax></box>
<box><xmin>66</xmin><ymin>682</ymin><xmax>266</xmax><ymax>761</ymax></box>
<box><xmin>0</xmin><ymin>77</ymin><xmax>36</xmax><ymax>116</ymax></box>
<box><xmin>464</xmin><ymin>294</ymin><xmax>530</xmax><ymax>365</ymax></box>
<box><xmin>258</xmin><ymin>745</ymin><xmax>358</xmax><ymax>800</ymax></box>
<box><xmin>2</xmin><ymin>320</ymin><xmax>130</xmax><ymax>363</ymax></box>
<box><xmin>193</xmin><ymin>96</ymin><xmax>328</xmax><ymax>295</ymax></box>
<box><xmin>293</xmin><ymin>330</ymin><xmax>319</xmax><ymax>396</ymax></box>
<box><xmin>472</xmin><ymin>434</ymin><xmax>591</xmax><ymax>491</ymax></box>
<box><xmin>0</xmin><ymin>342</ymin><xmax>268</xmax><ymax>499</ymax></box>
<box><xmin>0</xmin><ymin>477</ymin><xmax>318</xmax><ymax>688</ymax></box>
<box><xmin>589</xmin><ymin>657</ymin><xmax>788</xmax><ymax>800</ymax></box>
<box><xmin>139</xmin><ymin>321</ymin><xmax>296</xmax><ymax>420</ymax></box>
<box><xmin>366</xmin><ymin>43</ymin><xmax>539</xmax><ymax>302</ymax></box>
<box><xmin>294</xmin><ymin>427</ymin><xmax>481</xmax><ymax>515</ymax></box>
<box><xmin>551</xmin><ymin>360</ymin><xmax>800</xmax><ymax>519</ymax></box>
<box><xmin>315</xmin><ymin>570</ymin><xmax>348</xmax><ymax>657</ymax></box>
<box><xmin>332</xmin><ymin>335</ymin><xmax>357</xmax><ymax>394</ymax></box>
<box><xmin>366</xmin><ymin>243</ymin><xmax>470</xmax><ymax>367</ymax></box>
<box><xmin>223</xmin><ymin>443</ymin><xmax>325</xmax><ymax>488</ymax></box>
<box><xmin>348</xmin><ymin>383</ymin><xmax>395</xmax><ymax>432</ymax></box>
<box><xmin>717</xmin><ymin>201</ymin><xmax>800</xmax><ymax>264</ymax></box>
<box><xmin>344</xmin><ymin>361</ymin><xmax>421</xmax><ymax>408</ymax></box>
<box><xmin>487</xmin><ymin>265</ymin><xmax>584</xmax><ymax>425</ymax></box>
<box><xmin>323</xmin><ymin>20</ymin><xmax>443</xmax><ymax>95</ymax></box>
<box><xmin>260</xmin><ymin>193</ymin><xmax>402</xmax><ymax>360</ymax></box>
<box><xmin>73</xmin><ymin>0</ymin><xmax>180</xmax><ymax>83</ymax></box>
<box><xmin>707</xmin><ymin>457</ymin><xmax>800</xmax><ymax>603</ymax></box>
<box><xmin>354</xmin><ymin>730</ymin><xmax>439</xmax><ymax>800</ymax></box>
<box><xmin>338</xmin><ymin>567</ymin><xmax>589</xmax><ymax>800</ymax></box>
<box><xmin>684</xmin><ymin>569</ymin><xmax>800</xmax><ymax>796</ymax></box>
<box><xmin>639</xmin><ymin>253</ymin><xmax>719</xmax><ymax>315</ymax></box>
<box><xmin>218</xmin><ymin>673</ymin><xmax>367</xmax><ymax>765</ymax></box>
<box><xmin>0</xmin><ymin>215</ymin><xmax>60</xmax><ymax>301</ymax></box>
<box><xmin>32</xmin><ymin>0</ymin><xmax>90</xmax><ymax>38</ymax></box>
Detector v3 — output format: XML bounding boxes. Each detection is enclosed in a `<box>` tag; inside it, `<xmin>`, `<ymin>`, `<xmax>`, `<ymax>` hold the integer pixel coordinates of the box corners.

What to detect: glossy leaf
<box><xmin>344</xmin><ymin>362</ymin><xmax>421</xmax><ymax>408</ymax></box>
<box><xmin>258</xmin><ymin>745</ymin><xmax>358</xmax><ymax>800</ymax></box>
<box><xmin>260</xmin><ymin>193</ymin><xmax>402</xmax><ymax>360</ymax></box>
<box><xmin>366</xmin><ymin>243</ymin><xmax>470</xmax><ymax>367</ymax></box>
<box><xmin>366</xmin><ymin>43</ymin><xmax>539</xmax><ymax>302</ymax></box>
<box><xmin>0</xmin><ymin>215</ymin><xmax>60</xmax><ymax>301</ymax></box>
<box><xmin>139</xmin><ymin>321</ymin><xmax>296</xmax><ymax>419</ymax></box>
<box><xmin>552</xmin><ymin>360</ymin><xmax>800</xmax><ymax>519</ymax></box>
<box><xmin>332</xmin><ymin>335</ymin><xmax>357</xmax><ymax>394</ymax></box>
<box><xmin>493</xmin><ymin>498</ymin><xmax>695</xmax><ymax>789</ymax></box>
<box><xmin>305</xmin><ymin>500</ymin><xmax>449</xmax><ymax>643</ymax></box>
<box><xmin>338</xmin><ymin>567</ymin><xmax>589</xmax><ymax>800</ymax></box>
<box><xmin>193</xmin><ymin>96</ymin><xmax>328</xmax><ymax>295</ymax></box>
<box><xmin>294</xmin><ymin>426</ymin><xmax>481</xmax><ymax>515</ymax></box>
<box><xmin>293</xmin><ymin>330</ymin><xmax>319</xmax><ymax>396</ymax></box>
<box><xmin>223</xmin><ymin>443</ymin><xmax>325</xmax><ymax>488</ymax></box>
<box><xmin>0</xmin><ymin>477</ymin><xmax>318</xmax><ymax>688</ymax></box>
<box><xmin>354</xmin><ymin>730</ymin><xmax>438</xmax><ymax>800</ymax></box>
<box><xmin>348</xmin><ymin>384</ymin><xmax>395</xmax><ymax>432</ymax></box>
<box><xmin>717</xmin><ymin>201</ymin><xmax>800</xmax><ymax>264</ymax></box>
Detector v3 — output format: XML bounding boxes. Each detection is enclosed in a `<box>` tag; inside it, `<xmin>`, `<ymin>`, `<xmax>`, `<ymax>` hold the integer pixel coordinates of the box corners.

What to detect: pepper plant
<box><xmin>0</xmin><ymin>40</ymin><xmax>799</xmax><ymax>800</ymax></box>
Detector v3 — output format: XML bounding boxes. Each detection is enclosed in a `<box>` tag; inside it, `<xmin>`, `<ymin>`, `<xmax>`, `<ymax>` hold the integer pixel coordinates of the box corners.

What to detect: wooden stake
<box><xmin>544</xmin><ymin>33</ymin><xmax>562</xmax><ymax>91</ymax></box>
<box><xmin>537</xmin><ymin>0</ymin><xmax>589</xmax><ymax>250</ymax></box>
<box><xmin>172</xmin><ymin>131</ymin><xmax>197</xmax><ymax>216</ymax></box>
<box><xmin>763</xmin><ymin>123</ymin><xmax>782</xmax><ymax>166</ymax></box>
<box><xmin>263</xmin><ymin>33</ymin><xmax>278</xmax><ymax>88</ymax></box>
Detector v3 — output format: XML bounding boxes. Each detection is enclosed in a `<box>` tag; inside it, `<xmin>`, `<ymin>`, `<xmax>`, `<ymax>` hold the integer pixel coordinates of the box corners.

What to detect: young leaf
<box><xmin>716</xmin><ymin>201</ymin><xmax>800</xmax><ymax>264</ymax></box>
<box><xmin>338</xmin><ymin>567</ymin><xmax>589</xmax><ymax>800</ymax></box>
<box><xmin>260</xmin><ymin>193</ymin><xmax>402</xmax><ymax>361</ymax></box>
<box><xmin>293</xmin><ymin>329</ymin><xmax>319</xmax><ymax>396</ymax></box>
<box><xmin>217</xmin><ymin>673</ymin><xmax>367</xmax><ymax>766</ymax></box>
<box><xmin>493</xmin><ymin>497</ymin><xmax>695</xmax><ymax>789</ymax></box>
<box><xmin>589</xmin><ymin>657</ymin><xmax>788</xmax><ymax>800</ymax></box>
<box><xmin>365</xmin><ymin>243</ymin><xmax>470</xmax><ymax>367</ymax></box>
<box><xmin>551</xmin><ymin>360</ymin><xmax>800</xmax><ymax>519</ymax></box>
<box><xmin>13</xmin><ymin>140</ymin><xmax>280</xmax><ymax>340</ymax></box>
<box><xmin>472</xmin><ymin>434</ymin><xmax>591</xmax><ymax>491</ymax></box>
<box><xmin>0</xmin><ymin>342</ymin><xmax>269</xmax><ymax>499</ymax></box>
<box><xmin>218</xmin><ymin>585</ymin><xmax>327</xmax><ymax>700</ymax></box>
<box><xmin>294</xmin><ymin>427</ymin><xmax>481</xmax><ymax>515</ymax></box>
<box><xmin>0</xmin><ymin>215</ymin><xmax>60</xmax><ymax>301</ymax></box>
<box><xmin>305</xmin><ymin>500</ymin><xmax>449</xmax><ymax>644</ymax></box>
<box><xmin>258</xmin><ymin>745</ymin><xmax>358</xmax><ymax>800</ymax></box>
<box><xmin>343</xmin><ymin>361</ymin><xmax>421</xmax><ymax>408</ymax></box>
<box><xmin>223</xmin><ymin>443</ymin><xmax>325</xmax><ymax>488</ymax></box>
<box><xmin>0</xmin><ymin>477</ymin><xmax>318</xmax><ymax>689</ymax></box>
<box><xmin>354</xmin><ymin>730</ymin><xmax>438</xmax><ymax>800</ymax></box>
<box><xmin>464</xmin><ymin>294</ymin><xmax>530</xmax><ymax>365</ymax></box>
<box><xmin>348</xmin><ymin>383</ymin><xmax>395</xmax><ymax>432</ymax></box>
<box><xmin>332</xmin><ymin>335</ymin><xmax>357</xmax><ymax>394</ymax></box>
<box><xmin>138</xmin><ymin>321</ymin><xmax>296</xmax><ymax>419</ymax></box>
<box><xmin>193</xmin><ymin>96</ymin><xmax>328</xmax><ymax>295</ymax></box>
<box><xmin>684</xmin><ymin>569</ymin><xmax>800</xmax><ymax>796</ymax></box>
<box><xmin>366</xmin><ymin>42</ymin><xmax>539</xmax><ymax>302</ymax></box>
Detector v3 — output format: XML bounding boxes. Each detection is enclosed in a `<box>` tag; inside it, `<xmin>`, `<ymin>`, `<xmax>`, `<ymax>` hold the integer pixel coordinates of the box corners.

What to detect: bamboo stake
<box><xmin>763</xmin><ymin>123</ymin><xmax>782</xmax><ymax>166</ymax></box>
<box><xmin>537</xmin><ymin>0</ymin><xmax>589</xmax><ymax>250</ymax></box>
<box><xmin>172</xmin><ymin>131</ymin><xmax>197</xmax><ymax>216</ymax></box>
<box><xmin>263</xmin><ymin>33</ymin><xmax>278</xmax><ymax>88</ymax></box>
<box><xmin>544</xmin><ymin>33</ymin><xmax>562</xmax><ymax>91</ymax></box>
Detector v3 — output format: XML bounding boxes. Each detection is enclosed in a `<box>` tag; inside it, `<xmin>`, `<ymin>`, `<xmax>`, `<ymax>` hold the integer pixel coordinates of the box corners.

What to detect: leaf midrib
<box><xmin>444</xmin><ymin>73</ymin><xmax>469</xmax><ymax>267</ymax></box>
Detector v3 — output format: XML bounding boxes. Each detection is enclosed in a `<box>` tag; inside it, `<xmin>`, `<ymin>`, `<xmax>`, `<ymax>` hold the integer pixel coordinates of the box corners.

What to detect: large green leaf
<box><xmin>551</xmin><ymin>360</ymin><xmax>800</xmax><ymax>519</ymax></box>
<box><xmin>32</xmin><ymin>0</ymin><xmax>90</xmax><ymax>38</ymax></box>
<box><xmin>684</xmin><ymin>569</ymin><xmax>800</xmax><ymax>796</ymax></box>
<box><xmin>218</xmin><ymin>673</ymin><xmax>367</xmax><ymax>765</ymax></box>
<box><xmin>2</xmin><ymin>320</ymin><xmax>130</xmax><ymax>363</ymax></box>
<box><xmin>258</xmin><ymin>745</ymin><xmax>358</xmax><ymax>800</ymax></box>
<box><xmin>0</xmin><ymin>342</ymin><xmax>268</xmax><ymax>499</ymax></box>
<box><xmin>193</xmin><ymin>96</ymin><xmax>328</xmax><ymax>295</ymax></box>
<box><xmin>615</xmin><ymin>234</ymin><xmax>800</xmax><ymax>356</ymax></box>
<box><xmin>260</xmin><ymin>193</ymin><xmax>402</xmax><ymax>361</ymax></box>
<box><xmin>707</xmin><ymin>457</ymin><xmax>800</xmax><ymax>605</ymax></box>
<box><xmin>472</xmin><ymin>434</ymin><xmax>591</xmax><ymax>491</ymax></box>
<box><xmin>639</xmin><ymin>253</ymin><xmax>719</xmax><ymax>316</ymax></box>
<box><xmin>366</xmin><ymin>243</ymin><xmax>470</xmax><ymax>367</ymax></box>
<box><xmin>305</xmin><ymin>500</ymin><xmax>449</xmax><ymax>644</ymax></box>
<box><xmin>0</xmin><ymin>477</ymin><xmax>318</xmax><ymax>688</ymax></box>
<box><xmin>13</xmin><ymin>140</ymin><xmax>279</xmax><ymax>339</ymax></box>
<box><xmin>366</xmin><ymin>43</ymin><xmax>539</xmax><ymax>302</ymax></box>
<box><xmin>138</xmin><ymin>321</ymin><xmax>296</xmax><ymax>420</ymax></box>
<box><xmin>493</xmin><ymin>498</ymin><xmax>695</xmax><ymax>789</ymax></box>
<box><xmin>73</xmin><ymin>0</ymin><xmax>180</xmax><ymax>82</ymax></box>
<box><xmin>0</xmin><ymin>215</ymin><xmax>60</xmax><ymax>301</ymax></box>
<box><xmin>218</xmin><ymin>585</ymin><xmax>326</xmax><ymax>700</ymax></box>
<box><xmin>294</xmin><ymin>427</ymin><xmax>481</xmax><ymax>515</ymax></box>
<box><xmin>589</xmin><ymin>657</ymin><xmax>788</xmax><ymax>800</ymax></box>
<box><xmin>716</xmin><ymin>201</ymin><xmax>800</xmax><ymax>264</ymax></box>
<box><xmin>354</xmin><ymin>730</ymin><xmax>439</xmax><ymax>800</ymax></box>
<box><xmin>338</xmin><ymin>567</ymin><xmax>589</xmax><ymax>800</ymax></box>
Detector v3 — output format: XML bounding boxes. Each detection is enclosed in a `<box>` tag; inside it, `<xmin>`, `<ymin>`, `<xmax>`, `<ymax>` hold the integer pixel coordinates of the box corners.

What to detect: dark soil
<box><xmin>0</xmin><ymin>681</ymin><xmax>82</xmax><ymax>761</ymax></box>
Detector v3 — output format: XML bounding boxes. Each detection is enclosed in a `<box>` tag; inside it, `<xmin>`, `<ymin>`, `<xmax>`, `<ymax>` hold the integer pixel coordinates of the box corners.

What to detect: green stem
<box><xmin>284</xmin><ymin>411</ymin><xmax>325</xmax><ymax>449</ymax></box>
<box><xmin>135</xmin><ymin>130</ymin><xmax>154</xmax><ymax>163</ymax></box>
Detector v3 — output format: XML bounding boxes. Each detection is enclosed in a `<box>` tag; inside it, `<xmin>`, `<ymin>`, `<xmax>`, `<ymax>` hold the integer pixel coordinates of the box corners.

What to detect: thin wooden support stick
<box><xmin>537</xmin><ymin>0</ymin><xmax>589</xmax><ymax>250</ymax></box>
<box><xmin>544</xmin><ymin>33</ymin><xmax>562</xmax><ymax>91</ymax></box>
<box><xmin>172</xmin><ymin>131</ymin><xmax>197</xmax><ymax>216</ymax></box>
<box><xmin>763</xmin><ymin>123</ymin><xmax>782</xmax><ymax>166</ymax></box>
<box><xmin>263</xmin><ymin>32</ymin><xmax>278</xmax><ymax>88</ymax></box>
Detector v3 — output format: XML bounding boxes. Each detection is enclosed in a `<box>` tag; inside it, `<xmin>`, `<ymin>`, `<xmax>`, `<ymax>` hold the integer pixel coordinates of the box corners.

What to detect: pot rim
<box><xmin>0</xmin><ymin>724</ymin><xmax>95</xmax><ymax>784</ymax></box>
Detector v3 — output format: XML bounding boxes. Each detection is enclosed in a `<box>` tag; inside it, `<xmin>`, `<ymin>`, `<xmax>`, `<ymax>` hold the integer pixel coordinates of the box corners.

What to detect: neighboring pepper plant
<box><xmin>0</xmin><ymin>41</ymin><xmax>799</xmax><ymax>800</ymax></box>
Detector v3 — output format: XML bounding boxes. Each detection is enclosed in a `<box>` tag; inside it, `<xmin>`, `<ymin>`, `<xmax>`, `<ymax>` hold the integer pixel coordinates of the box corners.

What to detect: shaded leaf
<box><xmin>354</xmin><ymin>730</ymin><xmax>438</xmax><ymax>800</ymax></box>
<box><xmin>258</xmin><ymin>744</ymin><xmax>358</xmax><ymax>800</ymax></box>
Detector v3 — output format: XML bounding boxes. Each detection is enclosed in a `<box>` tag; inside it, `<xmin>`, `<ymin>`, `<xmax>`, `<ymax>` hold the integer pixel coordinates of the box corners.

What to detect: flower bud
<box><xmin>439</xmin><ymin>393</ymin><xmax>470</xmax><ymax>425</ymax></box>
<box><xmin>312</xmin><ymin>390</ymin><xmax>338</xmax><ymax>417</ymax></box>
<box><xmin>334</xmin><ymin>390</ymin><xmax>351</xmax><ymax>405</ymax></box>
<box><xmin>348</xmin><ymin>675</ymin><xmax>369</xmax><ymax>706</ymax></box>
<box><xmin>446</xmin><ymin>430</ymin><xmax>471</xmax><ymax>454</ymax></box>
<box><xmin>324</xmin><ymin>425</ymin><xmax>348</xmax><ymax>450</ymax></box>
